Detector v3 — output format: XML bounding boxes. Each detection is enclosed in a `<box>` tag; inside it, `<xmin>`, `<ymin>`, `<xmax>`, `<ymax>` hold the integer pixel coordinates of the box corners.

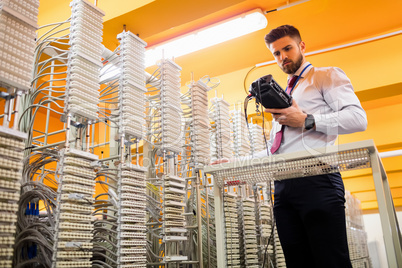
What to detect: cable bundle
<box><xmin>14</xmin><ymin>151</ymin><xmax>58</xmax><ymax>267</ymax></box>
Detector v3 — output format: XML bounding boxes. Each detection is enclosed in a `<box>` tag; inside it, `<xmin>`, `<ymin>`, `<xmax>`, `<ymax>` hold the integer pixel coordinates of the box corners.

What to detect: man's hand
<box><xmin>265</xmin><ymin>99</ymin><xmax>307</xmax><ymax>128</ymax></box>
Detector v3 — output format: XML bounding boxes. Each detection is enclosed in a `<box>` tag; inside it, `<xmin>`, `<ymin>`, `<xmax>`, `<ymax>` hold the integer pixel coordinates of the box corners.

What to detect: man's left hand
<box><xmin>265</xmin><ymin>100</ymin><xmax>307</xmax><ymax>128</ymax></box>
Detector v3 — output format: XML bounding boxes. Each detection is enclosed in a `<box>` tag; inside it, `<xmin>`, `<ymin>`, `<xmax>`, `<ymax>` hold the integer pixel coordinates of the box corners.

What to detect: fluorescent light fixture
<box><xmin>145</xmin><ymin>9</ymin><xmax>267</xmax><ymax>67</ymax></box>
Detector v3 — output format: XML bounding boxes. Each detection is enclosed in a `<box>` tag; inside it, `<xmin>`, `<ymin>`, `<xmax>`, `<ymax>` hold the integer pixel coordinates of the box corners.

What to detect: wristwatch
<box><xmin>304</xmin><ymin>114</ymin><xmax>315</xmax><ymax>130</ymax></box>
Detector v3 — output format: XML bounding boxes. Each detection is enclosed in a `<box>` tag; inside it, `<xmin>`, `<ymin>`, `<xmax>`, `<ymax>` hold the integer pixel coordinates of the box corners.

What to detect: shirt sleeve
<box><xmin>313</xmin><ymin>67</ymin><xmax>367</xmax><ymax>135</ymax></box>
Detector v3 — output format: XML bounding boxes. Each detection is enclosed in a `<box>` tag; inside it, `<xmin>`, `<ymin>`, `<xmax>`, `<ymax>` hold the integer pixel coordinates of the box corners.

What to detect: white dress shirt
<box><xmin>254</xmin><ymin>61</ymin><xmax>367</xmax><ymax>158</ymax></box>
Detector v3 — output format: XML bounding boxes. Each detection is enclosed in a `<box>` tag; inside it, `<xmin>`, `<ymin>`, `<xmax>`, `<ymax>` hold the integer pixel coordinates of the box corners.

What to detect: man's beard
<box><xmin>281</xmin><ymin>53</ymin><xmax>304</xmax><ymax>74</ymax></box>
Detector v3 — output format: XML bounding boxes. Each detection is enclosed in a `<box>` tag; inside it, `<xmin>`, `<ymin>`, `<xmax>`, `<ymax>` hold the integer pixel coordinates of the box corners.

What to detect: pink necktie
<box><xmin>270</xmin><ymin>76</ymin><xmax>298</xmax><ymax>154</ymax></box>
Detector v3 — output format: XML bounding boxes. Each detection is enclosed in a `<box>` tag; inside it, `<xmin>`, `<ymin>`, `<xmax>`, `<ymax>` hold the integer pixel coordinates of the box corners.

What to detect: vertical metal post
<box><xmin>13</xmin><ymin>90</ymin><xmax>21</xmax><ymax>130</ymax></box>
<box><xmin>3</xmin><ymin>88</ymin><xmax>13</xmax><ymax>127</ymax></box>
<box><xmin>44</xmin><ymin>61</ymin><xmax>55</xmax><ymax>145</ymax></box>
<box><xmin>370</xmin><ymin>150</ymin><xmax>402</xmax><ymax>267</ymax></box>
<box><xmin>204</xmin><ymin>175</ymin><xmax>211</xmax><ymax>268</ymax></box>
<box><xmin>195</xmin><ymin>170</ymin><xmax>203</xmax><ymax>268</ymax></box>
<box><xmin>120</xmin><ymin>134</ymin><xmax>125</xmax><ymax>164</ymax></box>
<box><xmin>86</xmin><ymin>121</ymin><xmax>91</xmax><ymax>152</ymax></box>
<box><xmin>162</xmin><ymin>150</ymin><xmax>167</xmax><ymax>265</ymax></box>
<box><xmin>65</xmin><ymin>113</ymin><xmax>71</xmax><ymax>149</ymax></box>
<box><xmin>214</xmin><ymin>183</ymin><xmax>226</xmax><ymax>268</ymax></box>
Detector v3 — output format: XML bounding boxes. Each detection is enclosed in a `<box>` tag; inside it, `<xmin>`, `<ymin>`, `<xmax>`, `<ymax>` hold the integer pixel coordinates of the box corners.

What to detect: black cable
<box><xmin>243</xmin><ymin>66</ymin><xmax>257</xmax><ymax>94</ymax></box>
<box><xmin>261</xmin><ymin>108</ymin><xmax>270</xmax><ymax>156</ymax></box>
<box><xmin>256</xmin><ymin>78</ymin><xmax>270</xmax><ymax>156</ymax></box>
<box><xmin>262</xmin><ymin>182</ymin><xmax>275</xmax><ymax>268</ymax></box>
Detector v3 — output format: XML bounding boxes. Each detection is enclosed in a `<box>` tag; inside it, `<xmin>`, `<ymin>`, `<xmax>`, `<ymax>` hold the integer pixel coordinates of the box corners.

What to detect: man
<box><xmin>263</xmin><ymin>25</ymin><xmax>367</xmax><ymax>268</ymax></box>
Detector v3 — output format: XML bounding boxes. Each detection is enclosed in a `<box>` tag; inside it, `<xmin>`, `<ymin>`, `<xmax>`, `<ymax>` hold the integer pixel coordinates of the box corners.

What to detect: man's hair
<box><xmin>264</xmin><ymin>25</ymin><xmax>302</xmax><ymax>46</ymax></box>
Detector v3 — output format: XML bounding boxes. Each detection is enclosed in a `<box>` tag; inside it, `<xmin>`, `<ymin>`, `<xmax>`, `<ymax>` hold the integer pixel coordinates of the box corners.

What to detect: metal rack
<box><xmin>205</xmin><ymin>140</ymin><xmax>402</xmax><ymax>268</ymax></box>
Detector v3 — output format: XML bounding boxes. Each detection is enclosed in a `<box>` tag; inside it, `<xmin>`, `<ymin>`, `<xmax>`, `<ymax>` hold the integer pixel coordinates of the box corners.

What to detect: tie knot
<box><xmin>286</xmin><ymin>75</ymin><xmax>298</xmax><ymax>94</ymax></box>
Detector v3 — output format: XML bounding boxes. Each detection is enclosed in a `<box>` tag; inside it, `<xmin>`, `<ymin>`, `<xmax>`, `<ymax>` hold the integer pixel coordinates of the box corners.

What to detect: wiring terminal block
<box><xmin>116</xmin><ymin>164</ymin><xmax>147</xmax><ymax>267</ymax></box>
<box><xmin>0</xmin><ymin>0</ymin><xmax>39</xmax><ymax>91</ymax></box>
<box><xmin>0</xmin><ymin>126</ymin><xmax>27</xmax><ymax>267</ymax></box>
<box><xmin>52</xmin><ymin>147</ymin><xmax>98</xmax><ymax>268</ymax></box>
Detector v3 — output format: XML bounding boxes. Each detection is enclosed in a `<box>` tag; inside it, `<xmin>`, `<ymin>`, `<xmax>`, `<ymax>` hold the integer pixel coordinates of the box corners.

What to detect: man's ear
<box><xmin>299</xmin><ymin>41</ymin><xmax>306</xmax><ymax>53</ymax></box>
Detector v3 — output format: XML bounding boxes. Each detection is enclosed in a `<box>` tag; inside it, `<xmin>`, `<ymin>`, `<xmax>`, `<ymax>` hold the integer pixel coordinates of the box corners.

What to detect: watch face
<box><xmin>305</xmin><ymin>114</ymin><xmax>315</xmax><ymax>130</ymax></box>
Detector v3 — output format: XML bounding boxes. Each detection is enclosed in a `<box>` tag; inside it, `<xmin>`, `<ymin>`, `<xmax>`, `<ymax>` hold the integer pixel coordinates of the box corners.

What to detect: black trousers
<box><xmin>273</xmin><ymin>173</ymin><xmax>353</xmax><ymax>268</ymax></box>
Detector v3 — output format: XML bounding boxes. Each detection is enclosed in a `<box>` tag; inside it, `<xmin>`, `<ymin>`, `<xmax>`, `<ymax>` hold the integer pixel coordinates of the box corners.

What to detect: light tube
<box><xmin>145</xmin><ymin>9</ymin><xmax>267</xmax><ymax>67</ymax></box>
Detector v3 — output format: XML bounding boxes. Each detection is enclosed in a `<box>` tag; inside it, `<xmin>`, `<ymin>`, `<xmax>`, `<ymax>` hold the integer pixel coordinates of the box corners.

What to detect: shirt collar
<box><xmin>289</xmin><ymin>61</ymin><xmax>312</xmax><ymax>79</ymax></box>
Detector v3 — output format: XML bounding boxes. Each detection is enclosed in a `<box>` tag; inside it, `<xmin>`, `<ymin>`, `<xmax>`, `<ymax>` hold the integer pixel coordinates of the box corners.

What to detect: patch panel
<box><xmin>59</xmin><ymin>212</ymin><xmax>92</xmax><ymax>222</ymax></box>
<box><xmin>0</xmin><ymin>212</ymin><xmax>17</xmax><ymax>222</ymax></box>
<box><xmin>120</xmin><ymin>193</ymin><xmax>146</xmax><ymax>201</ymax></box>
<box><xmin>164</xmin><ymin>200</ymin><xmax>185</xmax><ymax>207</ymax></box>
<box><xmin>120</xmin><ymin>216</ymin><xmax>146</xmax><ymax>224</ymax></box>
<box><xmin>0</xmin><ymin>192</ymin><xmax>19</xmax><ymax>201</ymax></box>
<box><xmin>165</xmin><ymin>174</ymin><xmax>186</xmax><ymax>183</ymax></box>
<box><xmin>120</xmin><ymin>256</ymin><xmax>147</xmax><ymax>263</ymax></box>
<box><xmin>57</xmin><ymin>242</ymin><xmax>93</xmax><ymax>249</ymax></box>
<box><xmin>0</xmin><ymin>180</ymin><xmax>20</xmax><ymax>191</ymax></box>
<box><xmin>120</xmin><ymin>185</ymin><xmax>146</xmax><ymax>194</ymax></box>
<box><xmin>120</xmin><ymin>200</ymin><xmax>146</xmax><ymax>209</ymax></box>
<box><xmin>62</xmin><ymin>175</ymin><xmax>95</xmax><ymax>187</ymax></box>
<box><xmin>121</xmin><ymin>178</ymin><xmax>146</xmax><ymax>188</ymax></box>
<box><xmin>61</xmin><ymin>184</ymin><xmax>95</xmax><ymax>195</ymax></box>
<box><xmin>120</xmin><ymin>208</ymin><xmax>146</xmax><ymax>215</ymax></box>
<box><xmin>56</xmin><ymin>251</ymin><xmax>92</xmax><ymax>259</ymax></box>
<box><xmin>60</xmin><ymin>203</ymin><xmax>92</xmax><ymax>214</ymax></box>
<box><xmin>164</xmin><ymin>207</ymin><xmax>184</xmax><ymax>214</ymax></box>
<box><xmin>0</xmin><ymin>248</ymin><xmax>13</xmax><ymax>257</ymax></box>
<box><xmin>163</xmin><ymin>235</ymin><xmax>187</xmax><ymax>242</ymax></box>
<box><xmin>119</xmin><ymin>232</ymin><xmax>146</xmax><ymax>239</ymax></box>
<box><xmin>58</xmin><ymin>232</ymin><xmax>93</xmax><ymax>240</ymax></box>
<box><xmin>165</xmin><ymin>227</ymin><xmax>187</xmax><ymax>233</ymax></box>
<box><xmin>0</xmin><ymin>236</ymin><xmax>14</xmax><ymax>245</ymax></box>
<box><xmin>119</xmin><ymin>240</ymin><xmax>147</xmax><ymax>247</ymax></box>
<box><xmin>0</xmin><ymin>260</ymin><xmax>12</xmax><ymax>268</ymax></box>
<box><xmin>62</xmin><ymin>166</ymin><xmax>96</xmax><ymax>178</ymax></box>
<box><xmin>0</xmin><ymin>135</ymin><xmax>25</xmax><ymax>148</ymax></box>
<box><xmin>120</xmin><ymin>248</ymin><xmax>147</xmax><ymax>255</ymax></box>
<box><xmin>59</xmin><ymin>222</ymin><xmax>93</xmax><ymax>231</ymax></box>
<box><xmin>54</xmin><ymin>261</ymin><xmax>91</xmax><ymax>268</ymax></box>
<box><xmin>63</xmin><ymin>156</ymin><xmax>91</xmax><ymax>168</ymax></box>
<box><xmin>61</xmin><ymin>193</ymin><xmax>94</xmax><ymax>203</ymax></box>
<box><xmin>120</xmin><ymin>264</ymin><xmax>147</xmax><ymax>268</ymax></box>
<box><xmin>164</xmin><ymin>221</ymin><xmax>185</xmax><ymax>227</ymax></box>
<box><xmin>164</xmin><ymin>214</ymin><xmax>185</xmax><ymax>221</ymax></box>
<box><xmin>0</xmin><ymin>146</ymin><xmax>23</xmax><ymax>159</ymax></box>
<box><xmin>0</xmin><ymin>225</ymin><xmax>15</xmax><ymax>234</ymax></box>
<box><xmin>164</xmin><ymin>194</ymin><xmax>184</xmax><ymax>202</ymax></box>
<box><xmin>0</xmin><ymin>202</ymin><xmax>18</xmax><ymax>212</ymax></box>
<box><xmin>0</xmin><ymin>158</ymin><xmax>22</xmax><ymax>170</ymax></box>
<box><xmin>119</xmin><ymin>224</ymin><xmax>146</xmax><ymax>231</ymax></box>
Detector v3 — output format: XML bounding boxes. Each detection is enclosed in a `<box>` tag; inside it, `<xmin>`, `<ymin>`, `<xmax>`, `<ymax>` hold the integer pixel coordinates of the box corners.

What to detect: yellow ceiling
<box><xmin>36</xmin><ymin>0</ymin><xmax>402</xmax><ymax>212</ymax></box>
<box><xmin>37</xmin><ymin>0</ymin><xmax>402</xmax><ymax>83</ymax></box>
